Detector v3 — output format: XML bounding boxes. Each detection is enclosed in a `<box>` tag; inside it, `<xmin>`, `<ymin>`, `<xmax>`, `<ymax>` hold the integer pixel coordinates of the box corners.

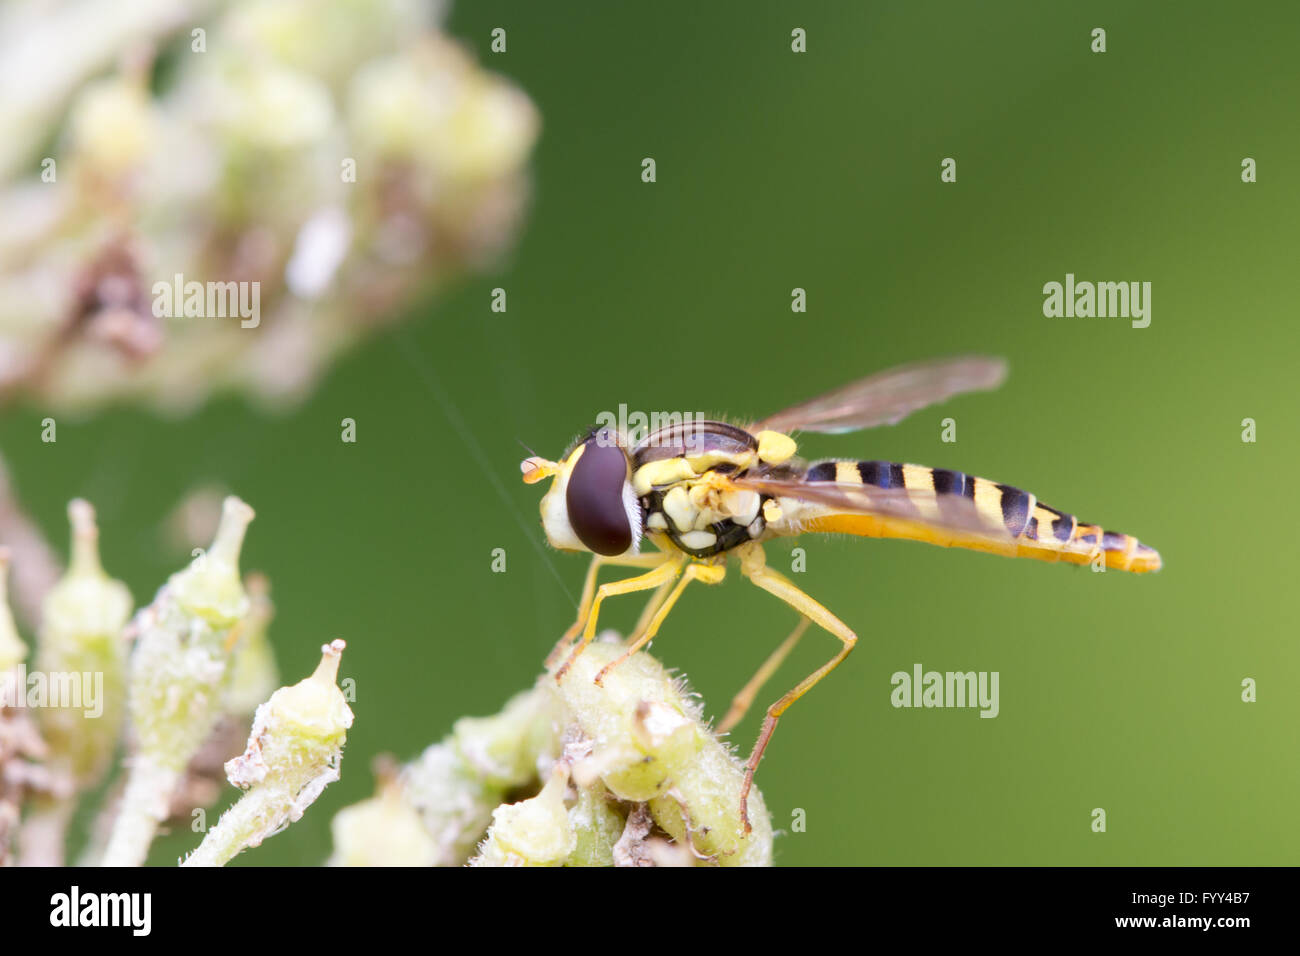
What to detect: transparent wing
<box><xmin>728</xmin><ymin>474</ymin><xmax>1013</xmax><ymax>540</ymax></box>
<box><xmin>756</xmin><ymin>356</ymin><xmax>1008</xmax><ymax>435</ymax></box>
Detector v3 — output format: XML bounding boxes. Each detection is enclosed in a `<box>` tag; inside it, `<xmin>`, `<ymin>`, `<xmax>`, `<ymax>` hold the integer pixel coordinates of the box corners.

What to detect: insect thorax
<box><xmin>641</xmin><ymin>482</ymin><xmax>765</xmax><ymax>557</ymax></box>
<box><xmin>630</xmin><ymin>421</ymin><xmax>781</xmax><ymax>558</ymax></box>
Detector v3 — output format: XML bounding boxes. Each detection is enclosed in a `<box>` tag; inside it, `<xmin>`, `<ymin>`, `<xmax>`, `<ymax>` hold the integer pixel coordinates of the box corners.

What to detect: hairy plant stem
<box><xmin>101</xmin><ymin>755</ymin><xmax>180</xmax><ymax>867</ymax></box>
<box><xmin>182</xmin><ymin>791</ymin><xmax>266</xmax><ymax>868</ymax></box>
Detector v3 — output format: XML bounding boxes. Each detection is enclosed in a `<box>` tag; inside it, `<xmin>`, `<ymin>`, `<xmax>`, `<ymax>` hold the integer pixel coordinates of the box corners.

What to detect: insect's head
<box><xmin>520</xmin><ymin>426</ymin><xmax>642</xmax><ymax>557</ymax></box>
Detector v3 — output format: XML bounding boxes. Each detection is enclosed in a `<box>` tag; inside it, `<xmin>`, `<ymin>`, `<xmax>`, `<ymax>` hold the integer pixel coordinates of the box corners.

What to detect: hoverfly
<box><xmin>520</xmin><ymin>356</ymin><xmax>1160</xmax><ymax>832</ymax></box>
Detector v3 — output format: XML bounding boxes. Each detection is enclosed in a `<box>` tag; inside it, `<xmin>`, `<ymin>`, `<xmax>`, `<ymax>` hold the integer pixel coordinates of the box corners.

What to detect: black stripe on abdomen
<box><xmin>857</xmin><ymin>461</ymin><xmax>904</xmax><ymax>489</ymax></box>
<box><xmin>1102</xmin><ymin>531</ymin><xmax>1129</xmax><ymax>552</ymax></box>
<box><xmin>1037</xmin><ymin>504</ymin><xmax>1075</xmax><ymax>543</ymax></box>
<box><xmin>930</xmin><ymin>468</ymin><xmax>966</xmax><ymax>497</ymax></box>
<box><xmin>996</xmin><ymin>484</ymin><xmax>1032</xmax><ymax>537</ymax></box>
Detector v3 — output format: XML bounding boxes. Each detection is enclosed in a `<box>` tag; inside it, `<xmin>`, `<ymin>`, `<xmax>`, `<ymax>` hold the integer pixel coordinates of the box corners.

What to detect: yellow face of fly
<box><xmin>520</xmin><ymin>452</ymin><xmax>579</xmax><ymax>551</ymax></box>
<box><xmin>521</xmin><ymin>431</ymin><xmax>642</xmax><ymax>557</ymax></box>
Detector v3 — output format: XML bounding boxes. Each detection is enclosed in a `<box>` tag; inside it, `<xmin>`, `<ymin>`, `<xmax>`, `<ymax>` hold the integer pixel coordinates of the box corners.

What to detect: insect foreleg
<box><xmin>554</xmin><ymin>557</ymin><xmax>684</xmax><ymax>682</ymax></box>
<box><xmin>630</xmin><ymin>571</ymin><xmax>680</xmax><ymax>644</ymax></box>
<box><xmin>593</xmin><ymin>561</ymin><xmax>726</xmax><ymax>686</ymax></box>
<box><xmin>546</xmin><ymin>552</ymin><xmax>675</xmax><ymax>668</ymax></box>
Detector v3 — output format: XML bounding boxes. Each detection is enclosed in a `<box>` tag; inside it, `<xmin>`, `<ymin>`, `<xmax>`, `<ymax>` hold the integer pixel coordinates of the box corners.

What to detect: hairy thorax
<box><xmin>629</xmin><ymin>422</ymin><xmax>800</xmax><ymax>559</ymax></box>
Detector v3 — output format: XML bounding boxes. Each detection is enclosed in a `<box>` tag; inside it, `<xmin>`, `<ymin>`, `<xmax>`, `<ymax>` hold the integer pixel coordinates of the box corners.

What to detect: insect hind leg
<box><xmin>717</xmin><ymin>616</ymin><xmax>810</xmax><ymax>735</ymax></box>
<box><xmin>737</xmin><ymin>544</ymin><xmax>857</xmax><ymax>833</ymax></box>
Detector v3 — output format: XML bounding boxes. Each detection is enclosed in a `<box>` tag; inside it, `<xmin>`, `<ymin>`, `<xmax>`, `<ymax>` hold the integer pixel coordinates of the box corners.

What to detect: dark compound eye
<box><xmin>566</xmin><ymin>431</ymin><xmax>633</xmax><ymax>555</ymax></box>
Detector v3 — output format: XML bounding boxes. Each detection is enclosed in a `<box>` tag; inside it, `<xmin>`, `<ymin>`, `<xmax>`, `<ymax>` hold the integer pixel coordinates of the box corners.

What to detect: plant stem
<box><xmin>100</xmin><ymin>755</ymin><xmax>180</xmax><ymax>867</ymax></box>
<box><xmin>182</xmin><ymin>791</ymin><xmax>273</xmax><ymax>867</ymax></box>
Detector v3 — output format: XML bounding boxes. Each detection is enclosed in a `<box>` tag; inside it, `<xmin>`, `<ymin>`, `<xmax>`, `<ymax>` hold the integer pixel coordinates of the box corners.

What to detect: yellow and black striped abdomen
<box><xmin>798</xmin><ymin>460</ymin><xmax>1161</xmax><ymax>573</ymax></box>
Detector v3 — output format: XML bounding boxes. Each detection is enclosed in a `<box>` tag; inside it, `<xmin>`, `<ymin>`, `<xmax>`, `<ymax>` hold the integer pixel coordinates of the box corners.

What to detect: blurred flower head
<box><xmin>0</xmin><ymin>0</ymin><xmax>539</xmax><ymax>415</ymax></box>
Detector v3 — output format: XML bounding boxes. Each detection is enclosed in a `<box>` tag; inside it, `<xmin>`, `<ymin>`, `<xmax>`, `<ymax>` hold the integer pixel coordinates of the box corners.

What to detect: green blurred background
<box><xmin>4</xmin><ymin>0</ymin><xmax>1297</xmax><ymax>865</ymax></box>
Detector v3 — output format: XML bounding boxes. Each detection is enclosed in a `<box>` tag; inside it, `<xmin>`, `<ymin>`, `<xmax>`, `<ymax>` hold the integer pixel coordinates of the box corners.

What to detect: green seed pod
<box><xmin>127</xmin><ymin>497</ymin><xmax>254</xmax><ymax>767</ymax></box>
<box><xmin>166</xmin><ymin>496</ymin><xmax>255</xmax><ymax>629</ymax></box>
<box><xmin>451</xmin><ymin>687</ymin><xmax>556</xmax><ymax>790</ymax></box>
<box><xmin>184</xmin><ymin>639</ymin><xmax>354</xmax><ymax>867</ymax></box>
<box><xmin>470</xmin><ymin>765</ymin><xmax>576</xmax><ymax>867</ymax></box>
<box><xmin>327</xmin><ymin>770</ymin><xmax>435</xmax><ymax>868</ymax></box>
<box><xmin>564</xmin><ymin>784</ymin><xmax>626</xmax><ymax>867</ymax></box>
<box><xmin>102</xmin><ymin>496</ymin><xmax>255</xmax><ymax>867</ymax></box>
<box><xmin>395</xmin><ymin>686</ymin><xmax>556</xmax><ymax>866</ymax></box>
<box><xmin>35</xmin><ymin>500</ymin><xmax>132</xmax><ymax>788</ymax></box>
<box><xmin>554</xmin><ymin>641</ymin><xmax>773</xmax><ymax>867</ymax></box>
<box><xmin>330</xmin><ymin>640</ymin><xmax>774</xmax><ymax>867</ymax></box>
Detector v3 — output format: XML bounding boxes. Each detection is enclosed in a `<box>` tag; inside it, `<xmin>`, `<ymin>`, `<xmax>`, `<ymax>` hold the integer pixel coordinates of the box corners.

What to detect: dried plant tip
<box><xmin>66</xmin><ymin>499</ymin><xmax>103</xmax><ymax>576</ymax></box>
<box><xmin>208</xmin><ymin>497</ymin><xmax>255</xmax><ymax>568</ymax></box>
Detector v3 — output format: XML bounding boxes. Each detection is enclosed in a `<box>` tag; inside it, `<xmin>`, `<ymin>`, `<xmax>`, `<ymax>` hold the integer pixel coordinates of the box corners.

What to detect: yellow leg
<box><xmin>630</xmin><ymin>571</ymin><xmax>679</xmax><ymax>642</ymax></box>
<box><xmin>594</xmin><ymin>562</ymin><xmax>726</xmax><ymax>685</ymax></box>
<box><xmin>555</xmin><ymin>557</ymin><xmax>684</xmax><ymax>682</ymax></box>
<box><xmin>736</xmin><ymin>545</ymin><xmax>857</xmax><ymax>833</ymax></box>
<box><xmin>546</xmin><ymin>552</ymin><xmax>671</xmax><ymax>668</ymax></box>
<box><xmin>716</xmin><ymin>617</ymin><xmax>809</xmax><ymax>735</ymax></box>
